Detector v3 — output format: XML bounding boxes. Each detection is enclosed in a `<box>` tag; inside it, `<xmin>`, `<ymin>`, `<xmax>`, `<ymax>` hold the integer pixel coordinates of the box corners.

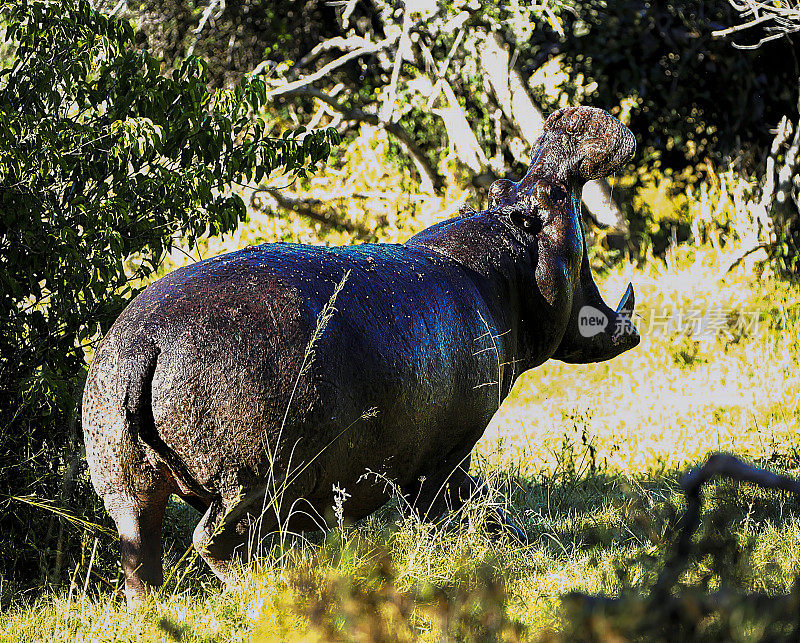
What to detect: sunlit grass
<box><xmin>3</xmin><ymin>240</ymin><xmax>799</xmax><ymax>641</ymax></box>
<box><xmin>481</xmin><ymin>243</ymin><xmax>800</xmax><ymax>479</ymax></box>
<box><xmin>5</xmin><ymin>125</ymin><xmax>800</xmax><ymax>639</ymax></box>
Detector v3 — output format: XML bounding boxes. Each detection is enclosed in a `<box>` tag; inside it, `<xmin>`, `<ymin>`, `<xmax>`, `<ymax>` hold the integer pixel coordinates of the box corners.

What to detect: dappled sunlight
<box><xmin>5</xmin><ymin>245</ymin><xmax>799</xmax><ymax>635</ymax></box>
<box><xmin>4</xmin><ymin>0</ymin><xmax>800</xmax><ymax>638</ymax></box>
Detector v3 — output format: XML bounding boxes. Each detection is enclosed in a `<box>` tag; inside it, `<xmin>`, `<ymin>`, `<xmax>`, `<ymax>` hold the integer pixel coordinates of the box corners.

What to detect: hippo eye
<box><xmin>549</xmin><ymin>185</ymin><xmax>568</xmax><ymax>201</ymax></box>
<box><xmin>508</xmin><ymin>207</ymin><xmax>543</xmax><ymax>235</ymax></box>
<box><xmin>522</xmin><ymin>217</ymin><xmax>541</xmax><ymax>233</ymax></box>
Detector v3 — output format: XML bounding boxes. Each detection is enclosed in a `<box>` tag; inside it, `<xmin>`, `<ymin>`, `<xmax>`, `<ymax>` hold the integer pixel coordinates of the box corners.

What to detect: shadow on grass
<box><xmin>12</xmin><ymin>452</ymin><xmax>798</xmax><ymax>641</ymax></box>
<box><xmin>156</xmin><ymin>453</ymin><xmax>800</xmax><ymax>591</ymax></box>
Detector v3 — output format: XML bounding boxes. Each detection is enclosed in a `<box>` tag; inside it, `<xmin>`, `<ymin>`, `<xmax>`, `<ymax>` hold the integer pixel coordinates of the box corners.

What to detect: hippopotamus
<box><xmin>82</xmin><ymin>106</ymin><xmax>640</xmax><ymax>606</ymax></box>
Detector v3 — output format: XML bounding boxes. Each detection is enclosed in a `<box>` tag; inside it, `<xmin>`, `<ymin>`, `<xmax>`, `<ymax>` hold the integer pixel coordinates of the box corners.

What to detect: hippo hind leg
<box><xmin>83</xmin><ymin>351</ymin><xmax>188</xmax><ymax>606</ymax></box>
<box><xmin>102</xmin><ymin>481</ymin><xmax>172</xmax><ymax>607</ymax></box>
<box><xmin>193</xmin><ymin>499</ymin><xmax>242</xmax><ymax>584</ymax></box>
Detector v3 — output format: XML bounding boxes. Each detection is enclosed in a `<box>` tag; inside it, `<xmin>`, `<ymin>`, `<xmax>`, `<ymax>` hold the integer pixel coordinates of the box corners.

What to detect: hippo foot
<box><xmin>459</xmin><ymin>474</ymin><xmax>528</xmax><ymax>544</ymax></box>
<box><xmin>446</xmin><ymin>504</ymin><xmax>527</xmax><ymax>543</ymax></box>
<box><xmin>447</xmin><ymin>504</ymin><xmax>526</xmax><ymax>542</ymax></box>
<box><xmin>482</xmin><ymin>507</ymin><xmax>529</xmax><ymax>544</ymax></box>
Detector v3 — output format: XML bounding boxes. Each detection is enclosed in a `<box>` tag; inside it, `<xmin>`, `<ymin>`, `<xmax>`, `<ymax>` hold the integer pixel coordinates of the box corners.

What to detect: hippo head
<box><xmin>488</xmin><ymin>106</ymin><xmax>640</xmax><ymax>363</ymax></box>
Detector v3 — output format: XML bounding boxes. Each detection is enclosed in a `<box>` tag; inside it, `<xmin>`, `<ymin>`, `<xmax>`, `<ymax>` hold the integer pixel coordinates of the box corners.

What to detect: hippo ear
<box><xmin>522</xmin><ymin>106</ymin><xmax>636</xmax><ymax>188</ymax></box>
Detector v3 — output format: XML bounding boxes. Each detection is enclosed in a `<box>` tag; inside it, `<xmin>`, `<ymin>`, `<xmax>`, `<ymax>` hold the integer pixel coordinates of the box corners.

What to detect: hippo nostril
<box><xmin>549</xmin><ymin>185</ymin><xmax>568</xmax><ymax>201</ymax></box>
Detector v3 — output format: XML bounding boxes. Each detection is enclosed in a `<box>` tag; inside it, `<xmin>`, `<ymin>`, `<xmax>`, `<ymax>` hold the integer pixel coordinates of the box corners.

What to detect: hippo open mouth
<box><xmin>486</xmin><ymin>106</ymin><xmax>641</xmax><ymax>364</ymax></box>
<box><xmin>561</xmin><ymin>281</ymin><xmax>640</xmax><ymax>363</ymax></box>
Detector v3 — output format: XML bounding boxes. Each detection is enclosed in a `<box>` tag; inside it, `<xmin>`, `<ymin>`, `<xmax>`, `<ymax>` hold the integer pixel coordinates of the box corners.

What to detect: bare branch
<box><xmin>380</xmin><ymin>5</ymin><xmax>414</xmax><ymax>123</ymax></box>
<box><xmin>713</xmin><ymin>1</ymin><xmax>800</xmax><ymax>48</ymax></box>
<box><xmin>774</xmin><ymin>89</ymin><xmax>800</xmax><ymax>225</ymax></box>
<box><xmin>288</xmin><ymin>36</ymin><xmax>381</xmax><ymax>79</ymax></box>
<box><xmin>437</xmin><ymin>25</ymin><xmax>466</xmax><ymax>79</ymax></box>
<box><xmin>264</xmin><ymin>34</ymin><xmax>399</xmax><ymax>99</ymax></box>
<box><xmin>723</xmin><ymin>88</ymin><xmax>800</xmax><ymax>272</ymax></box>
<box><xmin>340</xmin><ymin>0</ymin><xmax>358</xmax><ymax>29</ymax></box>
<box><xmin>252</xmin><ymin>188</ymin><xmax>373</xmax><ymax>236</ymax></box>
<box><xmin>759</xmin><ymin>115</ymin><xmax>793</xmax><ymax>214</ymax></box>
<box><xmin>723</xmin><ymin>243</ymin><xmax>770</xmax><ymax>274</ymax></box>
<box><xmin>430</xmin><ymin>78</ymin><xmax>489</xmax><ymax>174</ymax></box>
<box><xmin>565</xmin><ymin>588</ymin><xmax>800</xmax><ymax>625</ymax></box>
<box><xmin>187</xmin><ymin>0</ymin><xmax>224</xmax><ymax>58</ymax></box>
<box><xmin>712</xmin><ymin>11</ymin><xmax>778</xmax><ymax>37</ymax></box>
<box><xmin>283</xmin><ymin>86</ymin><xmax>444</xmax><ymax>191</ymax></box>
<box><xmin>652</xmin><ymin>453</ymin><xmax>800</xmax><ymax>598</ymax></box>
<box><xmin>414</xmin><ymin>39</ymin><xmax>488</xmax><ymax>176</ymax></box>
<box><xmin>566</xmin><ymin>452</ymin><xmax>800</xmax><ymax>631</ymax></box>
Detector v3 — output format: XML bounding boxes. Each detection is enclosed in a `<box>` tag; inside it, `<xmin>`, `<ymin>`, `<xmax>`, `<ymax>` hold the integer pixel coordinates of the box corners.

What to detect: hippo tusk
<box><xmin>616</xmin><ymin>282</ymin><xmax>635</xmax><ymax>316</ymax></box>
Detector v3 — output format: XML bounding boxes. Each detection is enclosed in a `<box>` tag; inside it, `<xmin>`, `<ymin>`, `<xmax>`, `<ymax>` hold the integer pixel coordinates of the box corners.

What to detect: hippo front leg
<box><xmin>401</xmin><ymin>447</ymin><xmax>475</xmax><ymax>521</ymax></box>
<box><xmin>192</xmin><ymin>500</ymin><xmax>241</xmax><ymax>584</ymax></box>
<box><xmin>402</xmin><ymin>450</ymin><xmax>527</xmax><ymax>543</ymax></box>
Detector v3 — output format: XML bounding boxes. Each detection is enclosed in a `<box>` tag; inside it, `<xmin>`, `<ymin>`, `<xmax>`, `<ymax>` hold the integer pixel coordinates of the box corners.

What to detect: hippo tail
<box><xmin>82</xmin><ymin>338</ymin><xmax>153</xmax><ymax>498</ymax></box>
<box><xmin>118</xmin><ymin>341</ymin><xmax>209</xmax><ymax>501</ymax></box>
<box><xmin>83</xmin><ymin>337</ymin><xmax>206</xmax><ymax>501</ymax></box>
<box><xmin>115</xmin><ymin>341</ymin><xmax>160</xmax><ymax>494</ymax></box>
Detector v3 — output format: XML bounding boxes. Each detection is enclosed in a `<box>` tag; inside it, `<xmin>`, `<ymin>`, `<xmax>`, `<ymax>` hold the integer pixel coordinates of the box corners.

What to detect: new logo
<box><xmin>578</xmin><ymin>306</ymin><xmax>608</xmax><ymax>338</ymax></box>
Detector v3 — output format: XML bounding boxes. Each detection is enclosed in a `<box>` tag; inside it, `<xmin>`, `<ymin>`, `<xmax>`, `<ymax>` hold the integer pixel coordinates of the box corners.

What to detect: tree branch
<box><xmin>288</xmin><ymin>36</ymin><xmax>382</xmax><ymax>80</ymax></box>
<box><xmin>712</xmin><ymin>11</ymin><xmax>778</xmax><ymax>38</ymax></box>
<box><xmin>284</xmin><ymin>86</ymin><xmax>444</xmax><ymax>192</ymax></box>
<box><xmin>723</xmin><ymin>243</ymin><xmax>770</xmax><ymax>274</ymax></box>
<box><xmin>653</xmin><ymin>453</ymin><xmax>800</xmax><ymax>598</ymax></box>
<box><xmin>724</xmin><ymin>87</ymin><xmax>800</xmax><ymax>271</ymax></box>
<box><xmin>774</xmin><ymin>89</ymin><xmax>800</xmax><ymax>226</ymax></box>
<box><xmin>187</xmin><ymin>0</ymin><xmax>224</xmax><ymax>58</ymax></box>
<box><xmin>264</xmin><ymin>35</ymin><xmax>398</xmax><ymax>99</ymax></box>
<box><xmin>252</xmin><ymin>187</ymin><xmax>373</xmax><ymax>236</ymax></box>
<box><xmin>416</xmin><ymin>40</ymin><xmax>489</xmax><ymax>176</ymax></box>
<box><xmin>380</xmin><ymin>4</ymin><xmax>413</xmax><ymax>123</ymax></box>
<box><xmin>566</xmin><ymin>452</ymin><xmax>800</xmax><ymax>632</ymax></box>
<box><xmin>713</xmin><ymin>1</ymin><xmax>800</xmax><ymax>48</ymax></box>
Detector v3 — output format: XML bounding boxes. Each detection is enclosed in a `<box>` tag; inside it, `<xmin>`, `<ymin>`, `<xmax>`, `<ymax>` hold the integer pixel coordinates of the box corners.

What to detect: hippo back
<box><xmin>89</xmin><ymin>241</ymin><xmax>507</xmax><ymax>518</ymax></box>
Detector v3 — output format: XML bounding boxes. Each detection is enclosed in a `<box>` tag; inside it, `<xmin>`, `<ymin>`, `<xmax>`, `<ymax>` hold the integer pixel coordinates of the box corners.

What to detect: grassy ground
<box><xmin>2</xmin><ymin>240</ymin><xmax>799</xmax><ymax>641</ymax></box>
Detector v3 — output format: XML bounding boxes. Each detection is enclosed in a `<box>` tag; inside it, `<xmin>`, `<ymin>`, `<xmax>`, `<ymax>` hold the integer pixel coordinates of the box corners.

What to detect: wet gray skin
<box><xmin>82</xmin><ymin>106</ymin><xmax>639</xmax><ymax>607</ymax></box>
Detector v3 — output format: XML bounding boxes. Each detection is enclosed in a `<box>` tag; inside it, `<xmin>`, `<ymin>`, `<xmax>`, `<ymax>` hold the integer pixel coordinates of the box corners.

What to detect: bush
<box><xmin>0</xmin><ymin>0</ymin><xmax>336</xmax><ymax>598</ymax></box>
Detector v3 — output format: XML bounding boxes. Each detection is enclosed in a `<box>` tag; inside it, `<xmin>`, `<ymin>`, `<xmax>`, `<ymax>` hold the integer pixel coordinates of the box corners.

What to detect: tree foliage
<box><xmin>121</xmin><ymin>1</ymin><xmax>585</xmax><ymax>219</ymax></box>
<box><xmin>120</xmin><ymin>0</ymin><xmax>800</xmax><ymax>246</ymax></box>
<box><xmin>124</xmin><ymin>0</ymin><xmax>800</xmax><ymax>175</ymax></box>
<box><xmin>0</xmin><ymin>0</ymin><xmax>337</xmax><ymax>594</ymax></box>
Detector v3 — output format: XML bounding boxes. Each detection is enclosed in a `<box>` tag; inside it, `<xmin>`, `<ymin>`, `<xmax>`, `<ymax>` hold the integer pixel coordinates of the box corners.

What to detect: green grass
<box><xmin>2</xmin><ymin>243</ymin><xmax>799</xmax><ymax>641</ymax></box>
